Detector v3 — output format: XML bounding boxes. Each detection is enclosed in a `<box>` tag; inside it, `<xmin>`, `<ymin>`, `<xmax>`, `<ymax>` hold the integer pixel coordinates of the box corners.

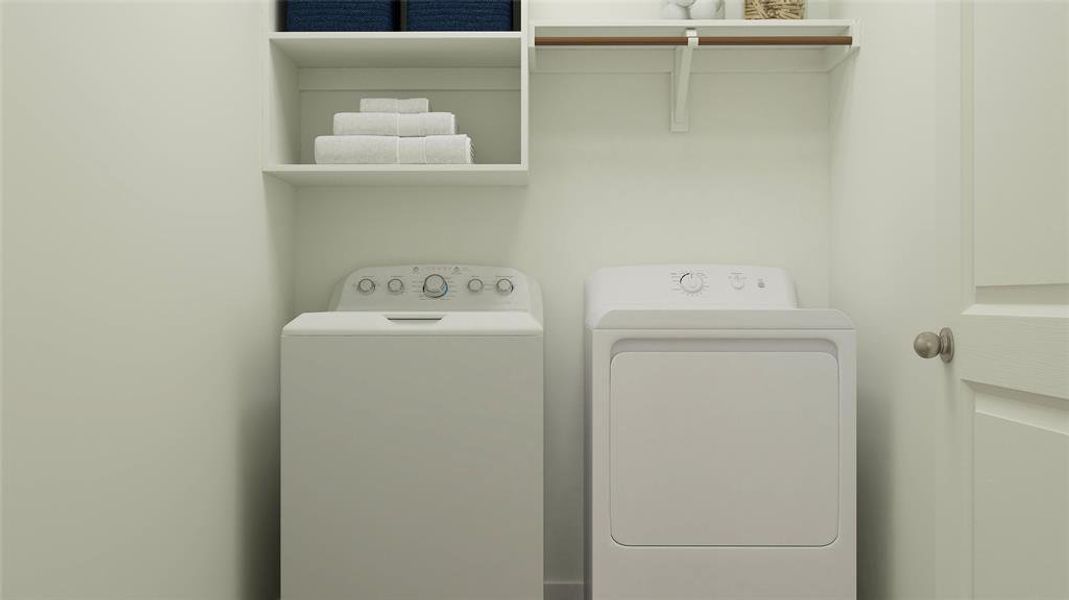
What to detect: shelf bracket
<box><xmin>823</xmin><ymin>19</ymin><xmax>861</xmax><ymax>71</ymax></box>
<box><xmin>528</xmin><ymin>31</ymin><xmax>537</xmax><ymax>73</ymax></box>
<box><xmin>670</xmin><ymin>28</ymin><xmax>698</xmax><ymax>133</ymax></box>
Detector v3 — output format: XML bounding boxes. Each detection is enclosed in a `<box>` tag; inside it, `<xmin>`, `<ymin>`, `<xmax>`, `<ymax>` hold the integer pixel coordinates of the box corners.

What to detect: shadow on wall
<box><xmin>236</xmin><ymin>175</ymin><xmax>297</xmax><ymax>599</ymax></box>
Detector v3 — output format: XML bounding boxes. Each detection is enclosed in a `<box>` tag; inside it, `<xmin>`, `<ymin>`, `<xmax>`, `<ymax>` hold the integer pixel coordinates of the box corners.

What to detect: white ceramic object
<box><xmin>662</xmin><ymin>0</ymin><xmax>695</xmax><ymax>19</ymax></box>
<box><xmin>689</xmin><ymin>0</ymin><xmax>725</xmax><ymax>19</ymax></box>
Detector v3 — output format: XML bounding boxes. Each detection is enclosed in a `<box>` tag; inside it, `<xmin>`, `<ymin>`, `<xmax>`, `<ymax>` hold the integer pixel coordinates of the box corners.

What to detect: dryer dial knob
<box><xmin>423</xmin><ymin>274</ymin><xmax>448</xmax><ymax>298</ymax></box>
<box><xmin>496</xmin><ymin>278</ymin><xmax>514</xmax><ymax>295</ymax></box>
<box><xmin>357</xmin><ymin>278</ymin><xmax>376</xmax><ymax>294</ymax></box>
<box><xmin>467</xmin><ymin>278</ymin><xmax>484</xmax><ymax>293</ymax></box>
<box><xmin>387</xmin><ymin>278</ymin><xmax>404</xmax><ymax>293</ymax></box>
<box><xmin>680</xmin><ymin>272</ymin><xmax>704</xmax><ymax>293</ymax></box>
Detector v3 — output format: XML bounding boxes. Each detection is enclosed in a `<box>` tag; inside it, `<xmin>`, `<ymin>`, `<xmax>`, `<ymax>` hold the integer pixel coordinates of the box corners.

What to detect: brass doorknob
<box><xmin>914</xmin><ymin>327</ymin><xmax>954</xmax><ymax>363</ymax></box>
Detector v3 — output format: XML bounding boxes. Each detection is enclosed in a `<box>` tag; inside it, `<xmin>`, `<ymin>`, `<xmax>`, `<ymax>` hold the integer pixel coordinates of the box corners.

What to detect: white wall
<box><xmin>529</xmin><ymin>0</ymin><xmax>830</xmax><ymax>20</ymax></box>
<box><xmin>294</xmin><ymin>71</ymin><xmax>832</xmax><ymax>585</ymax></box>
<box><xmin>1</xmin><ymin>2</ymin><xmax>294</xmax><ymax>598</ymax></box>
<box><xmin>828</xmin><ymin>1</ymin><xmax>961</xmax><ymax>598</ymax></box>
<box><xmin>0</xmin><ymin>1</ymin><xmax>5</xmax><ymax>590</ymax></box>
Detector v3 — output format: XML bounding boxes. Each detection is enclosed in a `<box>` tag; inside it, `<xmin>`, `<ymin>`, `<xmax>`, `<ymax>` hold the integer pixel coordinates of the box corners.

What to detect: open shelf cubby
<box><xmin>263</xmin><ymin>4</ymin><xmax>530</xmax><ymax>188</ymax></box>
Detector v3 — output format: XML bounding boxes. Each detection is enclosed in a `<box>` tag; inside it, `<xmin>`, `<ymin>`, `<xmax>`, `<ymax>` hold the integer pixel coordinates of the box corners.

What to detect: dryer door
<box><xmin>610</xmin><ymin>350</ymin><xmax>839</xmax><ymax>547</ymax></box>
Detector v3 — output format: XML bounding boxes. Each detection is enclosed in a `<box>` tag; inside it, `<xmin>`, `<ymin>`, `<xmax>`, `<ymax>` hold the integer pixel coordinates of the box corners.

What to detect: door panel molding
<box><xmin>971</xmin><ymin>382</ymin><xmax>1069</xmax><ymax>437</ymax></box>
<box><xmin>959</xmin><ymin>312</ymin><xmax>1069</xmax><ymax>399</ymax></box>
<box><xmin>974</xmin><ymin>284</ymin><xmax>1069</xmax><ymax>306</ymax></box>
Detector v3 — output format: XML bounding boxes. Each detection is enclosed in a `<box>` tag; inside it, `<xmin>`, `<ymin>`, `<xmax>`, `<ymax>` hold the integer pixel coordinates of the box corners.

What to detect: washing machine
<box><xmin>585</xmin><ymin>265</ymin><xmax>856</xmax><ymax>600</ymax></box>
<box><xmin>281</xmin><ymin>264</ymin><xmax>543</xmax><ymax>600</ymax></box>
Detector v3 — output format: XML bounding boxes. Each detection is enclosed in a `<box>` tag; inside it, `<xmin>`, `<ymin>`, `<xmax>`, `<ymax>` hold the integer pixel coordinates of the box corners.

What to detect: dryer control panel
<box><xmin>332</xmin><ymin>264</ymin><xmax>536</xmax><ymax>312</ymax></box>
<box><xmin>665</xmin><ymin>266</ymin><xmax>795</xmax><ymax>303</ymax></box>
<box><xmin>587</xmin><ymin>264</ymin><xmax>798</xmax><ymax>311</ymax></box>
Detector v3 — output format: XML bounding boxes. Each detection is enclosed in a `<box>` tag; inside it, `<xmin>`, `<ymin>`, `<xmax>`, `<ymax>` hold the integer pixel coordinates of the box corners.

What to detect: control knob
<box><xmin>356</xmin><ymin>278</ymin><xmax>376</xmax><ymax>294</ymax></box>
<box><xmin>423</xmin><ymin>274</ymin><xmax>448</xmax><ymax>299</ymax></box>
<box><xmin>679</xmin><ymin>272</ymin><xmax>704</xmax><ymax>293</ymax></box>
<box><xmin>496</xmin><ymin>278</ymin><xmax>514</xmax><ymax>295</ymax></box>
<box><xmin>387</xmin><ymin>278</ymin><xmax>404</xmax><ymax>294</ymax></box>
<box><xmin>467</xmin><ymin>278</ymin><xmax>484</xmax><ymax>293</ymax></box>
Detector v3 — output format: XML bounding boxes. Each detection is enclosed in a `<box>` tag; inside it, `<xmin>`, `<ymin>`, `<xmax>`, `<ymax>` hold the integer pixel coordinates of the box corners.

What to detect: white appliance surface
<box><xmin>586</xmin><ymin>264</ymin><xmax>856</xmax><ymax>600</ymax></box>
<box><xmin>611</xmin><ymin>350</ymin><xmax>840</xmax><ymax>547</ymax></box>
<box><xmin>281</xmin><ymin>265</ymin><xmax>543</xmax><ymax>600</ymax></box>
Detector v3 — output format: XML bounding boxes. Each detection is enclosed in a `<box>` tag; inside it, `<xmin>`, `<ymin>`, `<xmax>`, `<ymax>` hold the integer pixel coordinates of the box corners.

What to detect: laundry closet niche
<box><xmin>275</xmin><ymin>0</ymin><xmax>851</xmax><ymax>593</ymax></box>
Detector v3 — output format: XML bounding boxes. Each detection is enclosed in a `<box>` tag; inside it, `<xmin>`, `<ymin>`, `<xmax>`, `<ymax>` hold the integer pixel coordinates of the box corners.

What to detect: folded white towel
<box><xmin>398</xmin><ymin>135</ymin><xmax>474</xmax><ymax>164</ymax></box>
<box><xmin>315</xmin><ymin>135</ymin><xmax>473</xmax><ymax>165</ymax></box>
<box><xmin>333</xmin><ymin>112</ymin><xmax>457</xmax><ymax>137</ymax></box>
<box><xmin>359</xmin><ymin>98</ymin><xmax>430</xmax><ymax>113</ymax></box>
<box><xmin>315</xmin><ymin>136</ymin><xmax>397</xmax><ymax>164</ymax></box>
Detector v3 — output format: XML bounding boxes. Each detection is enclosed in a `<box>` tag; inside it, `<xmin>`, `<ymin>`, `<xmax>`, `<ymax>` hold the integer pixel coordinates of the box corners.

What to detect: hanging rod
<box><xmin>534</xmin><ymin>35</ymin><xmax>853</xmax><ymax>46</ymax></box>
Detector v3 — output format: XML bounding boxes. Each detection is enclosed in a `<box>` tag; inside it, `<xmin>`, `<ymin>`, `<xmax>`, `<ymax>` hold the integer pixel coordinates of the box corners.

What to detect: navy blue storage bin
<box><xmin>406</xmin><ymin>0</ymin><xmax>513</xmax><ymax>31</ymax></box>
<box><xmin>285</xmin><ymin>0</ymin><xmax>397</xmax><ymax>32</ymax></box>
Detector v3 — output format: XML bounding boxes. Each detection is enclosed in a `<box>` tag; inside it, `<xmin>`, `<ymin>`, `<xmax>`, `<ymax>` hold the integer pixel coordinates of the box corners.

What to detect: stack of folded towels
<box><xmin>314</xmin><ymin>98</ymin><xmax>474</xmax><ymax>165</ymax></box>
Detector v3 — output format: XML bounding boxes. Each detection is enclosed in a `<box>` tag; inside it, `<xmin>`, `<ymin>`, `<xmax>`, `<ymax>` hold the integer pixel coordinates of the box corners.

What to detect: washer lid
<box><xmin>283</xmin><ymin>311</ymin><xmax>542</xmax><ymax>337</ymax></box>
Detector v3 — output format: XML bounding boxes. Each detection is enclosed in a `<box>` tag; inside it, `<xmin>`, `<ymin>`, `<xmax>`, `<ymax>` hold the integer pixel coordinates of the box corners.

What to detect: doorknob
<box><xmin>913</xmin><ymin>327</ymin><xmax>954</xmax><ymax>362</ymax></box>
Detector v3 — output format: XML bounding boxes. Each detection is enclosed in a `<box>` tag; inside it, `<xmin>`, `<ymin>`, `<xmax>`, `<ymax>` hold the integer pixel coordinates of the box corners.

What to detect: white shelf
<box><xmin>530</xmin><ymin>19</ymin><xmax>859</xmax><ymax>73</ymax></box>
<box><xmin>533</xmin><ymin>19</ymin><xmax>855</xmax><ymax>40</ymax></box>
<box><xmin>271</xmin><ymin>32</ymin><xmax>523</xmax><ymax>68</ymax></box>
<box><xmin>264</xmin><ymin>164</ymin><xmax>528</xmax><ymax>187</ymax></box>
<box><xmin>528</xmin><ymin>19</ymin><xmax>858</xmax><ymax>130</ymax></box>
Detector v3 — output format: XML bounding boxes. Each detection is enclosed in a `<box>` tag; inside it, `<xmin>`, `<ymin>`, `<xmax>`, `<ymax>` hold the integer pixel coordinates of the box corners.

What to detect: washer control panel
<box><xmin>333</xmin><ymin>265</ymin><xmax>534</xmax><ymax>311</ymax></box>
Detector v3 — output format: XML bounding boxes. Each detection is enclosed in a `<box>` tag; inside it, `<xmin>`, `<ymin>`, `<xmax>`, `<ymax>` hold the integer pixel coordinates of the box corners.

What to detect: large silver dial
<box><xmin>679</xmin><ymin>272</ymin><xmax>704</xmax><ymax>293</ymax></box>
<box><xmin>423</xmin><ymin>274</ymin><xmax>448</xmax><ymax>298</ymax></box>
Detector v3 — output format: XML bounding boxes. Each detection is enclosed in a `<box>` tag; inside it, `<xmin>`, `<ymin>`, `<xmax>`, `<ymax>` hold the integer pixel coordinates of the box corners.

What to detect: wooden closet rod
<box><xmin>535</xmin><ymin>35</ymin><xmax>853</xmax><ymax>46</ymax></box>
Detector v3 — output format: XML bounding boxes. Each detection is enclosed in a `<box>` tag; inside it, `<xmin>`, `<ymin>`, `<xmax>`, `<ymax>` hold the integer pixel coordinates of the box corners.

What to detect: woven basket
<box><xmin>744</xmin><ymin>0</ymin><xmax>805</xmax><ymax>19</ymax></box>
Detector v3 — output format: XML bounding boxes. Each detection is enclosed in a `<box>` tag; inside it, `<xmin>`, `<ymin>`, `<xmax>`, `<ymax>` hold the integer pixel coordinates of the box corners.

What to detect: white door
<box><xmin>936</xmin><ymin>1</ymin><xmax>1069</xmax><ymax>597</ymax></box>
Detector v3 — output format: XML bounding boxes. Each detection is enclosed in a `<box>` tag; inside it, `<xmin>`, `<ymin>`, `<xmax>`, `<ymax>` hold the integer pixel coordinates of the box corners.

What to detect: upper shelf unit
<box><xmin>262</xmin><ymin>18</ymin><xmax>860</xmax><ymax>186</ymax></box>
<box><xmin>529</xmin><ymin>19</ymin><xmax>860</xmax><ymax>73</ymax></box>
<box><xmin>270</xmin><ymin>31</ymin><xmax>523</xmax><ymax>68</ymax></box>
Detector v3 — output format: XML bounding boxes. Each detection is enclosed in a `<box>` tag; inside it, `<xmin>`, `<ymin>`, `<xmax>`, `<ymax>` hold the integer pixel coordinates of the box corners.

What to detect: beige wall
<box><xmin>295</xmin><ymin>71</ymin><xmax>832</xmax><ymax>585</ymax></box>
<box><xmin>1</xmin><ymin>2</ymin><xmax>294</xmax><ymax>598</ymax></box>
